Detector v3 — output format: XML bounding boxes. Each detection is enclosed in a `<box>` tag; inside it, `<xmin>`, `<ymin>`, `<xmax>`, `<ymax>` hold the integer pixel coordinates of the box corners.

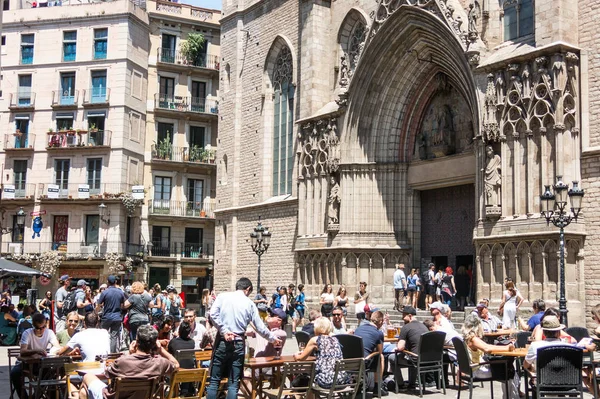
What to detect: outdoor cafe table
<box><xmin>241</xmin><ymin>355</ymin><xmax>315</xmax><ymax>399</ymax></box>
<box><xmin>483</xmin><ymin>329</ymin><xmax>515</xmax><ymax>343</ymax></box>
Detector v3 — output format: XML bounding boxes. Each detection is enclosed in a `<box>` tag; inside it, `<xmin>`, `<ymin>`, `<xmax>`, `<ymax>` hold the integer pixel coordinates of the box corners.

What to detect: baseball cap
<box><xmin>107</xmin><ymin>275</ymin><xmax>117</xmax><ymax>284</ymax></box>
<box><xmin>99</xmin><ymin>284</ymin><xmax>107</xmax><ymax>290</ymax></box>
<box><xmin>268</xmin><ymin>307</ymin><xmax>287</xmax><ymax>320</ymax></box>
<box><xmin>364</xmin><ymin>304</ymin><xmax>380</xmax><ymax>313</ymax></box>
<box><xmin>402</xmin><ymin>306</ymin><xmax>417</xmax><ymax>315</ymax></box>
<box><xmin>77</xmin><ymin>279</ymin><xmax>89</xmax><ymax>287</ymax></box>
<box><xmin>59</xmin><ymin>274</ymin><xmax>71</xmax><ymax>282</ymax></box>
<box><xmin>476</xmin><ymin>302</ymin><xmax>488</xmax><ymax>310</ymax></box>
<box><xmin>429</xmin><ymin>302</ymin><xmax>444</xmax><ymax>311</ymax></box>
<box><xmin>541</xmin><ymin>315</ymin><xmax>565</xmax><ymax>331</ymax></box>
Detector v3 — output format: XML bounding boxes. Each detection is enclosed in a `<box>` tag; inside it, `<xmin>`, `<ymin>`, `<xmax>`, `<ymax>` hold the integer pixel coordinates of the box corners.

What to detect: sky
<box><xmin>182</xmin><ymin>0</ymin><xmax>222</xmax><ymax>11</ymax></box>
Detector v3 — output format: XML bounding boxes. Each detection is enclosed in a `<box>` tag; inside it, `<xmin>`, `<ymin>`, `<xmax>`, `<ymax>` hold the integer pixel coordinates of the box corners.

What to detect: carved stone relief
<box><xmin>328</xmin><ymin>175</ymin><xmax>341</xmax><ymax>229</ymax></box>
<box><xmin>483</xmin><ymin>145</ymin><xmax>501</xmax><ymax>216</ymax></box>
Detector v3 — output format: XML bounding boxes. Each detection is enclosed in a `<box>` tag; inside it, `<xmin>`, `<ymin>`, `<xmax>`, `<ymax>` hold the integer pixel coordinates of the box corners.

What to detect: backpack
<box><xmin>62</xmin><ymin>290</ymin><xmax>78</xmax><ymax>315</ymax></box>
<box><xmin>423</xmin><ymin>269</ymin><xmax>432</xmax><ymax>284</ymax></box>
<box><xmin>169</xmin><ymin>296</ymin><xmax>180</xmax><ymax>317</ymax></box>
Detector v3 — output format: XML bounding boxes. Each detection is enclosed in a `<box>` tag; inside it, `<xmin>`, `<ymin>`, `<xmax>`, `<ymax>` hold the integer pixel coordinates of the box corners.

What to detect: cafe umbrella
<box><xmin>0</xmin><ymin>257</ymin><xmax>49</xmax><ymax>279</ymax></box>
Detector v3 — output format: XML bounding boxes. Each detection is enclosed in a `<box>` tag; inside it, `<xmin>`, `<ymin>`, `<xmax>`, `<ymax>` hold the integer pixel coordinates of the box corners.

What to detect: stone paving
<box><xmin>0</xmin><ymin>340</ymin><xmax>596</xmax><ymax>399</ymax></box>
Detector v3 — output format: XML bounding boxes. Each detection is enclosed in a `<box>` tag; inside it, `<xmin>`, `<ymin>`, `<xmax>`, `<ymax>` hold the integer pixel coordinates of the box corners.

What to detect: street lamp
<box><xmin>540</xmin><ymin>176</ymin><xmax>584</xmax><ymax>326</ymax></box>
<box><xmin>250</xmin><ymin>217</ymin><xmax>271</xmax><ymax>289</ymax></box>
<box><xmin>0</xmin><ymin>207</ymin><xmax>26</xmax><ymax>255</ymax></box>
<box><xmin>98</xmin><ymin>203</ymin><xmax>110</xmax><ymax>225</ymax></box>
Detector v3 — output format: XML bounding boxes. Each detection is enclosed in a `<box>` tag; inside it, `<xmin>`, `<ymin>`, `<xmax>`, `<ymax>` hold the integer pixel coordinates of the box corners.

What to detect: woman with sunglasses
<box><xmin>38</xmin><ymin>291</ymin><xmax>53</xmax><ymax>320</ymax></box>
<box><xmin>320</xmin><ymin>284</ymin><xmax>335</xmax><ymax>318</ymax></box>
<box><xmin>334</xmin><ymin>286</ymin><xmax>349</xmax><ymax>323</ymax></box>
<box><xmin>57</xmin><ymin>311</ymin><xmax>80</xmax><ymax>346</ymax></box>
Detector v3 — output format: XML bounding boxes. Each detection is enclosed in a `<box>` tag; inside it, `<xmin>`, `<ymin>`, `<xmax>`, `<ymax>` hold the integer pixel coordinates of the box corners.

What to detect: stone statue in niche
<box><xmin>328</xmin><ymin>175</ymin><xmax>341</xmax><ymax>226</ymax></box>
<box><xmin>484</xmin><ymin>145</ymin><xmax>502</xmax><ymax>216</ymax></box>
<box><xmin>467</xmin><ymin>2</ymin><xmax>480</xmax><ymax>41</ymax></box>
<box><xmin>339</xmin><ymin>55</ymin><xmax>349</xmax><ymax>89</ymax></box>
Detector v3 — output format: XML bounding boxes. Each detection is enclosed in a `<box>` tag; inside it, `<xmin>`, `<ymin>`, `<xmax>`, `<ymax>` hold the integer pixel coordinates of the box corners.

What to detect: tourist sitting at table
<box><xmin>331</xmin><ymin>306</ymin><xmax>347</xmax><ymax>335</ymax></box>
<box><xmin>423</xmin><ymin>319</ymin><xmax>459</xmax><ymax>386</ymax></box>
<box><xmin>517</xmin><ymin>299</ymin><xmax>546</xmax><ymax>331</ymax></box>
<box><xmin>523</xmin><ymin>315</ymin><xmax>572</xmax><ymax>373</ymax></box>
<box><xmin>17</xmin><ymin>306</ymin><xmax>34</xmax><ymax>338</ymax></box>
<box><xmin>177</xmin><ymin>308</ymin><xmax>206</xmax><ymax>349</ymax></box>
<box><xmin>0</xmin><ymin>305</ymin><xmax>17</xmax><ymax>345</ymax></box>
<box><xmin>57</xmin><ymin>312</ymin><xmax>110</xmax><ymax>361</ymax></box>
<box><xmin>476</xmin><ymin>302</ymin><xmax>502</xmax><ymax>332</ymax></box>
<box><xmin>79</xmin><ymin>324</ymin><xmax>179</xmax><ymax>399</ymax></box>
<box><xmin>301</xmin><ymin>309</ymin><xmax>321</xmax><ymax>337</ymax></box>
<box><xmin>11</xmin><ymin>312</ymin><xmax>61</xmax><ymax>399</ymax></box>
<box><xmin>57</xmin><ymin>311</ymin><xmax>80</xmax><ymax>346</ymax></box>
<box><xmin>154</xmin><ymin>315</ymin><xmax>174</xmax><ymax>347</ymax></box>
<box><xmin>462</xmin><ymin>315</ymin><xmax>520</xmax><ymax>399</ymax></box>
<box><xmin>200</xmin><ymin>315</ymin><xmax>218</xmax><ymax>350</ymax></box>
<box><xmin>532</xmin><ymin>308</ymin><xmax>577</xmax><ymax>343</ymax></box>
<box><xmin>255</xmin><ymin>307</ymin><xmax>287</xmax><ymax>357</ymax></box>
<box><xmin>294</xmin><ymin>317</ymin><xmax>350</xmax><ymax>388</ymax></box>
<box><xmin>169</xmin><ymin>321</ymin><xmax>195</xmax><ymax>368</ymax></box>
<box><xmin>430</xmin><ymin>302</ymin><xmax>453</xmax><ymax>329</ymax></box>
<box><xmin>354</xmin><ymin>309</ymin><xmax>386</xmax><ymax>394</ymax></box>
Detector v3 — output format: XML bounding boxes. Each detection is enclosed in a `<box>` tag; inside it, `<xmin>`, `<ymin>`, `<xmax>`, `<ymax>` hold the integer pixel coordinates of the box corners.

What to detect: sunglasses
<box><xmin>68</xmin><ymin>319</ymin><xmax>79</xmax><ymax>323</ymax></box>
<box><xmin>332</xmin><ymin>313</ymin><xmax>343</xmax><ymax>317</ymax></box>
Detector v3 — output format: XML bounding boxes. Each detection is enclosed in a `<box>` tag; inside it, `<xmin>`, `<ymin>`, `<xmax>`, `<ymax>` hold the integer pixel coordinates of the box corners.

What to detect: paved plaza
<box><xmin>0</xmin><ymin>338</ymin><xmax>596</xmax><ymax>399</ymax></box>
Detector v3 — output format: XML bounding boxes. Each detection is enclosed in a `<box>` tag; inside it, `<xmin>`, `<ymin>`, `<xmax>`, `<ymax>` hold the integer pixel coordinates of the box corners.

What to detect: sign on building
<box><xmin>47</xmin><ymin>184</ymin><xmax>60</xmax><ymax>199</ymax></box>
<box><xmin>132</xmin><ymin>185</ymin><xmax>145</xmax><ymax>200</ymax></box>
<box><xmin>78</xmin><ymin>184</ymin><xmax>90</xmax><ymax>199</ymax></box>
<box><xmin>3</xmin><ymin>184</ymin><xmax>15</xmax><ymax>199</ymax></box>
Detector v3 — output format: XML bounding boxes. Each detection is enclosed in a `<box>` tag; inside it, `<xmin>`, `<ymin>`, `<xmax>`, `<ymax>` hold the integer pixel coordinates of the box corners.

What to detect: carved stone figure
<box><xmin>484</xmin><ymin>146</ymin><xmax>502</xmax><ymax>208</ymax></box>
<box><xmin>467</xmin><ymin>2</ymin><xmax>479</xmax><ymax>40</ymax></box>
<box><xmin>339</xmin><ymin>55</ymin><xmax>349</xmax><ymax>88</ymax></box>
<box><xmin>328</xmin><ymin>176</ymin><xmax>341</xmax><ymax>225</ymax></box>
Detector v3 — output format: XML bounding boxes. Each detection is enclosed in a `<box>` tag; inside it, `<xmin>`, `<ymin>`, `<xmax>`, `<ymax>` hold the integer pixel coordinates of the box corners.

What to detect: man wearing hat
<box><xmin>389</xmin><ymin>306</ymin><xmax>428</xmax><ymax>389</ymax></box>
<box><xmin>430</xmin><ymin>301</ymin><xmax>452</xmax><ymax>330</ymax></box>
<box><xmin>254</xmin><ymin>307</ymin><xmax>288</xmax><ymax>357</ymax></box>
<box><xmin>523</xmin><ymin>315</ymin><xmax>571</xmax><ymax>372</ymax></box>
<box><xmin>75</xmin><ymin>279</ymin><xmax>91</xmax><ymax>317</ymax></box>
<box><xmin>55</xmin><ymin>274</ymin><xmax>71</xmax><ymax>333</ymax></box>
<box><xmin>476</xmin><ymin>302</ymin><xmax>501</xmax><ymax>332</ymax></box>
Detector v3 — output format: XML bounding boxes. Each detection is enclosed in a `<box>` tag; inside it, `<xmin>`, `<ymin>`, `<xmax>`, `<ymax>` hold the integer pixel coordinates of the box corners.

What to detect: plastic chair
<box><xmin>166</xmin><ymin>368</ymin><xmax>208</xmax><ymax>399</ymax></box>
<box><xmin>263</xmin><ymin>361</ymin><xmax>316</xmax><ymax>399</ymax></box>
<box><xmin>33</xmin><ymin>356</ymin><xmax>73</xmax><ymax>399</ymax></box>
<box><xmin>534</xmin><ymin>345</ymin><xmax>584</xmax><ymax>399</ymax></box>
<box><xmin>335</xmin><ymin>334</ymin><xmax>383</xmax><ymax>399</ymax></box>
<box><xmin>514</xmin><ymin>331</ymin><xmax>532</xmax><ymax>348</ymax></box>
<box><xmin>311</xmin><ymin>358</ymin><xmax>365</xmax><ymax>399</ymax></box>
<box><xmin>565</xmin><ymin>327</ymin><xmax>590</xmax><ymax>343</ymax></box>
<box><xmin>295</xmin><ymin>331</ymin><xmax>311</xmax><ymax>348</ymax></box>
<box><xmin>392</xmin><ymin>331</ymin><xmax>446</xmax><ymax>397</ymax></box>
<box><xmin>452</xmin><ymin>337</ymin><xmax>510</xmax><ymax>399</ymax></box>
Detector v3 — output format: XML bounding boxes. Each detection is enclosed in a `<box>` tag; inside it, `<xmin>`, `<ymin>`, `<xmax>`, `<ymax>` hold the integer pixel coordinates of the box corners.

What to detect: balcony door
<box><xmin>159</xmin><ymin>77</ymin><xmax>175</xmax><ymax>106</ymax></box>
<box><xmin>184</xmin><ymin>227</ymin><xmax>203</xmax><ymax>258</ymax></box>
<box><xmin>18</xmin><ymin>74</ymin><xmax>32</xmax><ymax>105</ymax></box>
<box><xmin>14</xmin><ymin>160</ymin><xmax>27</xmax><ymax>198</ymax></box>
<box><xmin>60</xmin><ymin>72</ymin><xmax>76</xmax><ymax>105</ymax></box>
<box><xmin>90</xmin><ymin>70</ymin><xmax>107</xmax><ymax>103</ymax></box>
<box><xmin>85</xmin><ymin>215</ymin><xmax>99</xmax><ymax>246</ymax></box>
<box><xmin>54</xmin><ymin>159</ymin><xmax>70</xmax><ymax>197</ymax></box>
<box><xmin>189</xmin><ymin>126</ymin><xmax>205</xmax><ymax>149</ymax></box>
<box><xmin>161</xmin><ymin>34</ymin><xmax>176</xmax><ymax>63</ymax></box>
<box><xmin>87</xmin><ymin>158</ymin><xmax>102</xmax><ymax>195</ymax></box>
<box><xmin>14</xmin><ymin>118</ymin><xmax>29</xmax><ymax>148</ymax></box>
<box><xmin>152</xmin><ymin>226</ymin><xmax>170</xmax><ymax>257</ymax></box>
<box><xmin>153</xmin><ymin>176</ymin><xmax>171</xmax><ymax>212</ymax></box>
<box><xmin>191</xmin><ymin>81</ymin><xmax>206</xmax><ymax>112</ymax></box>
<box><xmin>187</xmin><ymin>179</ymin><xmax>203</xmax><ymax>212</ymax></box>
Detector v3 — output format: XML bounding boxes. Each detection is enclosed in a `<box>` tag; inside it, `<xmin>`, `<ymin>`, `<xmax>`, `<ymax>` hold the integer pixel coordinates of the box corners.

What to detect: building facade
<box><xmin>215</xmin><ymin>0</ymin><xmax>598</xmax><ymax>325</ymax></box>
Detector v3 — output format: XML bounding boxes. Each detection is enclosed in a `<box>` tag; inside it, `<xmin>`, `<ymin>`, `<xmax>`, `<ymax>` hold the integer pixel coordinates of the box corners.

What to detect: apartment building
<box><xmin>0</xmin><ymin>0</ymin><xmax>149</xmax><ymax>294</ymax></box>
<box><xmin>142</xmin><ymin>0</ymin><xmax>220</xmax><ymax>310</ymax></box>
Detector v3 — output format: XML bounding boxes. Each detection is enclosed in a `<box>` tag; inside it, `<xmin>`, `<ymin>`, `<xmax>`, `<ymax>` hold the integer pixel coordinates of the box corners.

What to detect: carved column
<box><xmin>307</xmin><ymin>178</ymin><xmax>314</xmax><ymax>235</ymax></box>
<box><xmin>555</xmin><ymin>123</ymin><xmax>565</xmax><ymax>178</ymax></box>
<box><xmin>298</xmin><ymin>177</ymin><xmax>306</xmax><ymax>236</ymax></box>
<box><xmin>489</xmin><ymin>254</ymin><xmax>496</xmax><ymax>285</ymax></box>
<box><xmin>513</xmin><ymin>253</ymin><xmax>520</xmax><ymax>284</ymax></box>
<box><xmin>500</xmin><ymin>136</ymin><xmax>509</xmax><ymax>217</ymax></box>
<box><xmin>313</xmin><ymin>173</ymin><xmax>321</xmax><ymax>234</ymax></box>
<box><xmin>526</xmin><ymin>130</ymin><xmax>534</xmax><ymax>216</ymax></box>
<box><xmin>527</xmin><ymin>252</ymin><xmax>534</xmax><ymax>302</ymax></box>
<box><xmin>541</xmin><ymin>252</ymin><xmax>548</xmax><ymax>300</ymax></box>
<box><xmin>512</xmin><ymin>132</ymin><xmax>521</xmax><ymax>217</ymax></box>
<box><xmin>540</xmin><ymin>127</ymin><xmax>549</xmax><ymax>204</ymax></box>
<box><xmin>502</xmin><ymin>254</ymin><xmax>508</xmax><ymax>284</ymax></box>
<box><xmin>476</xmin><ymin>255</ymin><xmax>485</xmax><ymax>299</ymax></box>
<box><xmin>320</xmin><ymin>172</ymin><xmax>328</xmax><ymax>233</ymax></box>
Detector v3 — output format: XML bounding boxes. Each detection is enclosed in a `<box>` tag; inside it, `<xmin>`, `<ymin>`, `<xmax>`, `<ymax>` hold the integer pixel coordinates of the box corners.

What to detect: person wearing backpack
<box><xmin>424</xmin><ymin>263</ymin><xmax>436</xmax><ymax>310</ymax></box>
<box><xmin>97</xmin><ymin>275</ymin><xmax>125</xmax><ymax>353</ymax></box>
<box><xmin>54</xmin><ymin>274</ymin><xmax>72</xmax><ymax>333</ymax></box>
<box><xmin>75</xmin><ymin>280</ymin><xmax>93</xmax><ymax>317</ymax></box>
<box><xmin>166</xmin><ymin>286</ymin><xmax>182</xmax><ymax>328</ymax></box>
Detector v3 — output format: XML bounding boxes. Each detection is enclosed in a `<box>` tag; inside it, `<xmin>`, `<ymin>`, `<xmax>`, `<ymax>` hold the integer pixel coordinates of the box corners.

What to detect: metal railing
<box><xmin>0</xmin><ymin>183</ymin><xmax>36</xmax><ymax>199</ymax></box>
<box><xmin>83</xmin><ymin>88</ymin><xmax>110</xmax><ymax>104</ymax></box>
<box><xmin>154</xmin><ymin>94</ymin><xmax>219</xmax><ymax>115</ymax></box>
<box><xmin>149</xmin><ymin>199</ymin><xmax>216</xmax><ymax>218</ymax></box>
<box><xmin>4</xmin><ymin>133</ymin><xmax>35</xmax><ymax>150</ymax></box>
<box><xmin>150</xmin><ymin>144</ymin><xmax>216</xmax><ymax>164</ymax></box>
<box><xmin>51</xmin><ymin>90</ymin><xmax>79</xmax><ymax>107</ymax></box>
<box><xmin>47</xmin><ymin>130</ymin><xmax>111</xmax><ymax>148</ymax></box>
<box><xmin>155</xmin><ymin>0</ymin><xmax>214</xmax><ymax>21</ymax></box>
<box><xmin>157</xmin><ymin>48</ymin><xmax>220</xmax><ymax>70</ymax></box>
<box><xmin>149</xmin><ymin>240</ymin><xmax>214</xmax><ymax>258</ymax></box>
<box><xmin>0</xmin><ymin>241</ymin><xmax>145</xmax><ymax>257</ymax></box>
<box><xmin>38</xmin><ymin>183</ymin><xmax>132</xmax><ymax>199</ymax></box>
<box><xmin>9</xmin><ymin>92</ymin><xmax>36</xmax><ymax>108</ymax></box>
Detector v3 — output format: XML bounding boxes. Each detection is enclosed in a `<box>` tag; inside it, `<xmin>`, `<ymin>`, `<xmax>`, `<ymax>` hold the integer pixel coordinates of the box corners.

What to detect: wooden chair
<box><xmin>194</xmin><ymin>349</ymin><xmax>212</xmax><ymax>365</ymax></box>
<box><xmin>311</xmin><ymin>358</ymin><xmax>365</xmax><ymax>399</ymax></box>
<box><xmin>64</xmin><ymin>361</ymin><xmax>101</xmax><ymax>398</ymax></box>
<box><xmin>112</xmin><ymin>376</ymin><xmax>159</xmax><ymax>399</ymax></box>
<box><xmin>166</xmin><ymin>368</ymin><xmax>208</xmax><ymax>399</ymax></box>
<box><xmin>8</xmin><ymin>348</ymin><xmax>21</xmax><ymax>399</ymax></box>
<box><xmin>263</xmin><ymin>361</ymin><xmax>316</xmax><ymax>399</ymax></box>
<box><xmin>33</xmin><ymin>356</ymin><xmax>73</xmax><ymax>399</ymax></box>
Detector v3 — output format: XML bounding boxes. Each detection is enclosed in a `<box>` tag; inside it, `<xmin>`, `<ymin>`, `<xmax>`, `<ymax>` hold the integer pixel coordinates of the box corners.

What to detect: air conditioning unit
<box><xmin>8</xmin><ymin>243</ymin><xmax>23</xmax><ymax>255</ymax></box>
<box><xmin>80</xmin><ymin>245</ymin><xmax>97</xmax><ymax>256</ymax></box>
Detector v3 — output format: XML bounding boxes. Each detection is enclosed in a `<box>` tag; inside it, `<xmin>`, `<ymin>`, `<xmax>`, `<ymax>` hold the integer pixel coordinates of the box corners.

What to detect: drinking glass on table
<box><xmin>298</xmin><ymin>341</ymin><xmax>306</xmax><ymax>352</ymax></box>
<box><xmin>273</xmin><ymin>341</ymin><xmax>283</xmax><ymax>360</ymax></box>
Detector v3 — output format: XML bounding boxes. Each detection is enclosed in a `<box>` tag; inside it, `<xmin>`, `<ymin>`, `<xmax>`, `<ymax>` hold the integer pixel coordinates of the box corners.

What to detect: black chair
<box><xmin>533</xmin><ymin>345</ymin><xmax>584</xmax><ymax>399</ymax></box>
<box><xmin>295</xmin><ymin>331</ymin><xmax>311</xmax><ymax>349</ymax></box>
<box><xmin>335</xmin><ymin>334</ymin><xmax>383</xmax><ymax>399</ymax></box>
<box><xmin>392</xmin><ymin>331</ymin><xmax>446</xmax><ymax>397</ymax></box>
<box><xmin>452</xmin><ymin>337</ymin><xmax>510</xmax><ymax>399</ymax></box>
<box><xmin>565</xmin><ymin>327</ymin><xmax>590</xmax><ymax>343</ymax></box>
<box><xmin>565</xmin><ymin>326</ymin><xmax>597</xmax><ymax>397</ymax></box>
<box><xmin>33</xmin><ymin>356</ymin><xmax>73</xmax><ymax>399</ymax></box>
<box><xmin>515</xmin><ymin>331</ymin><xmax>532</xmax><ymax>348</ymax></box>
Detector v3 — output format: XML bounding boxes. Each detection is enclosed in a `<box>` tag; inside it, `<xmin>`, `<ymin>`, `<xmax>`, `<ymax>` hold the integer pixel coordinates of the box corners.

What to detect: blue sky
<box><xmin>182</xmin><ymin>0</ymin><xmax>222</xmax><ymax>11</ymax></box>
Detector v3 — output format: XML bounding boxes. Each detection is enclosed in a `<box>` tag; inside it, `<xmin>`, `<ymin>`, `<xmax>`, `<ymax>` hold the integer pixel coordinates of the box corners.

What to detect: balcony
<box><xmin>83</xmin><ymin>88</ymin><xmax>110</xmax><ymax>107</ymax></box>
<box><xmin>8</xmin><ymin>92</ymin><xmax>36</xmax><ymax>111</ymax></box>
<box><xmin>148</xmin><ymin>240</ymin><xmax>214</xmax><ymax>260</ymax></box>
<box><xmin>4</xmin><ymin>133</ymin><xmax>35</xmax><ymax>152</ymax></box>
<box><xmin>151</xmin><ymin>144</ymin><xmax>216</xmax><ymax>167</ymax></box>
<box><xmin>148</xmin><ymin>199</ymin><xmax>216</xmax><ymax>219</ymax></box>
<box><xmin>51</xmin><ymin>90</ymin><xmax>79</xmax><ymax>109</ymax></box>
<box><xmin>0</xmin><ymin>183</ymin><xmax>36</xmax><ymax>201</ymax></box>
<box><xmin>1</xmin><ymin>241</ymin><xmax>145</xmax><ymax>258</ymax></box>
<box><xmin>153</xmin><ymin>0</ymin><xmax>217</xmax><ymax>23</ymax></box>
<box><xmin>46</xmin><ymin>130</ymin><xmax>111</xmax><ymax>151</ymax></box>
<box><xmin>38</xmin><ymin>183</ymin><xmax>132</xmax><ymax>201</ymax></box>
<box><xmin>157</xmin><ymin>48</ymin><xmax>220</xmax><ymax>71</ymax></box>
<box><xmin>154</xmin><ymin>94</ymin><xmax>219</xmax><ymax>118</ymax></box>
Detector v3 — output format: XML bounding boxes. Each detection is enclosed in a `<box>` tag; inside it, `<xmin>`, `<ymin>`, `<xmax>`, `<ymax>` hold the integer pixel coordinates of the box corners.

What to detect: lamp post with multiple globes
<box><xmin>250</xmin><ymin>217</ymin><xmax>271</xmax><ymax>290</ymax></box>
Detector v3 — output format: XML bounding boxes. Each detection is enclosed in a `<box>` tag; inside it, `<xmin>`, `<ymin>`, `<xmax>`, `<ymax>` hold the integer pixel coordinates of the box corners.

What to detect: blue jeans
<box><xmin>206</xmin><ymin>337</ymin><xmax>245</xmax><ymax>399</ymax></box>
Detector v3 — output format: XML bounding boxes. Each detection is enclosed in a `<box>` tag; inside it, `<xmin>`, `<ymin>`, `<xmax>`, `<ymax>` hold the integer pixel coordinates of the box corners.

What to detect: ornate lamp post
<box><xmin>250</xmin><ymin>218</ymin><xmax>271</xmax><ymax>289</ymax></box>
<box><xmin>540</xmin><ymin>176</ymin><xmax>584</xmax><ymax>326</ymax></box>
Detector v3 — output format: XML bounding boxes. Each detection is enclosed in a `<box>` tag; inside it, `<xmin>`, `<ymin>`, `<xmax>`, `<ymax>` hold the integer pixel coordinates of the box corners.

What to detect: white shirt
<box><xmin>355</xmin><ymin>292</ymin><xmax>367</xmax><ymax>313</ymax></box>
<box><xmin>20</xmin><ymin>328</ymin><xmax>60</xmax><ymax>353</ymax></box>
<box><xmin>191</xmin><ymin>322</ymin><xmax>207</xmax><ymax>349</ymax></box>
<box><xmin>525</xmin><ymin>339</ymin><xmax>571</xmax><ymax>370</ymax></box>
<box><xmin>393</xmin><ymin>269</ymin><xmax>406</xmax><ymax>289</ymax></box>
<box><xmin>427</xmin><ymin>270</ymin><xmax>435</xmax><ymax>285</ymax></box>
<box><xmin>280</xmin><ymin>294</ymin><xmax>288</xmax><ymax>310</ymax></box>
<box><xmin>66</xmin><ymin>328</ymin><xmax>110</xmax><ymax>362</ymax></box>
<box><xmin>210</xmin><ymin>290</ymin><xmax>277</xmax><ymax>342</ymax></box>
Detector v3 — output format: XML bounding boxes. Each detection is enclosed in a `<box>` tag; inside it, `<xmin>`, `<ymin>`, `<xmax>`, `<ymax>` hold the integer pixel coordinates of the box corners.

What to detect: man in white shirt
<box><xmin>11</xmin><ymin>313</ymin><xmax>61</xmax><ymax>399</ymax></box>
<box><xmin>180</xmin><ymin>308</ymin><xmax>207</xmax><ymax>349</ymax></box>
<box><xmin>208</xmin><ymin>277</ymin><xmax>282</xmax><ymax>399</ymax></box>
<box><xmin>393</xmin><ymin>264</ymin><xmax>406</xmax><ymax>311</ymax></box>
<box><xmin>476</xmin><ymin>303</ymin><xmax>501</xmax><ymax>332</ymax></box>
<box><xmin>425</xmin><ymin>263</ymin><xmax>436</xmax><ymax>310</ymax></box>
<box><xmin>523</xmin><ymin>315</ymin><xmax>572</xmax><ymax>372</ymax></box>
<box><xmin>430</xmin><ymin>302</ymin><xmax>453</xmax><ymax>330</ymax></box>
<box><xmin>57</xmin><ymin>312</ymin><xmax>110</xmax><ymax>362</ymax></box>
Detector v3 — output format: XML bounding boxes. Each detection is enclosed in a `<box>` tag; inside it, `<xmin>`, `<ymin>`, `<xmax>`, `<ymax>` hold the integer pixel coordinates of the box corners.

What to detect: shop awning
<box><xmin>0</xmin><ymin>258</ymin><xmax>48</xmax><ymax>279</ymax></box>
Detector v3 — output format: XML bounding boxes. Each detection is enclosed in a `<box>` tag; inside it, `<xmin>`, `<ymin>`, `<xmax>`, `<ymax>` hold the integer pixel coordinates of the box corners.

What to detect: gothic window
<box><xmin>503</xmin><ymin>0</ymin><xmax>534</xmax><ymax>41</ymax></box>
<box><xmin>272</xmin><ymin>46</ymin><xmax>295</xmax><ymax>196</ymax></box>
<box><xmin>348</xmin><ymin>22</ymin><xmax>366</xmax><ymax>72</ymax></box>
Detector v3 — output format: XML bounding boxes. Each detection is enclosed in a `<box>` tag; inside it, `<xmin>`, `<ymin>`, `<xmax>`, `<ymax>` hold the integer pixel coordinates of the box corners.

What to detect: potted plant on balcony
<box><xmin>89</xmin><ymin>123</ymin><xmax>98</xmax><ymax>133</ymax></box>
<box><xmin>180</xmin><ymin>32</ymin><xmax>205</xmax><ymax>66</ymax></box>
<box><xmin>153</xmin><ymin>134</ymin><xmax>172</xmax><ymax>160</ymax></box>
<box><xmin>189</xmin><ymin>145</ymin><xmax>204</xmax><ymax>162</ymax></box>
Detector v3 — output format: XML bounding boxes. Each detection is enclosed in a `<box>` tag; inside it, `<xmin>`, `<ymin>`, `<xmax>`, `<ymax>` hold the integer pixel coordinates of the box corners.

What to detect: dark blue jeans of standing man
<box><xmin>206</xmin><ymin>337</ymin><xmax>245</xmax><ymax>399</ymax></box>
<box><xmin>101</xmin><ymin>319</ymin><xmax>122</xmax><ymax>353</ymax></box>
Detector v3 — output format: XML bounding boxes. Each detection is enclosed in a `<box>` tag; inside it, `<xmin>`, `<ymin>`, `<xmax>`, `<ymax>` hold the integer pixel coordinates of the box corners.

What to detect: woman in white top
<box><xmin>499</xmin><ymin>280</ymin><xmax>523</xmax><ymax>329</ymax></box>
<box><xmin>320</xmin><ymin>284</ymin><xmax>335</xmax><ymax>318</ymax></box>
